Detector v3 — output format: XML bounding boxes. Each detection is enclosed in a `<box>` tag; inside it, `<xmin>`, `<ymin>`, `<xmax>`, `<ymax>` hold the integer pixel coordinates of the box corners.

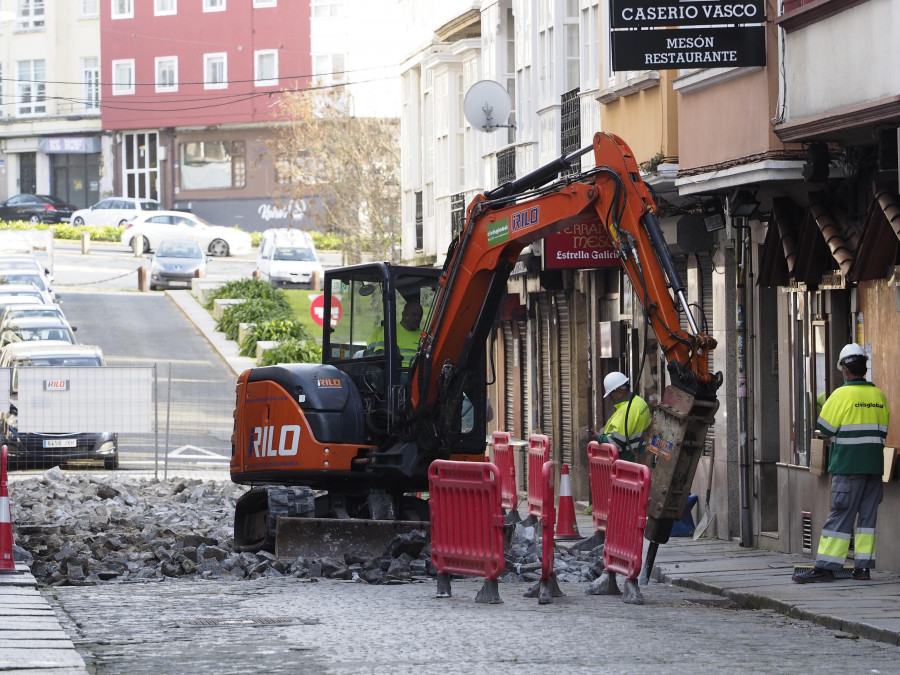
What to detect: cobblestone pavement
<box><xmin>47</xmin><ymin>577</ymin><xmax>900</xmax><ymax>675</ymax></box>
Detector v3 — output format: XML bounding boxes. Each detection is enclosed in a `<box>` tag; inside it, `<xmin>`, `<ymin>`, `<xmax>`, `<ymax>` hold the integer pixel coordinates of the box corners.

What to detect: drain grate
<box><xmin>178</xmin><ymin>617</ymin><xmax>315</xmax><ymax>628</ymax></box>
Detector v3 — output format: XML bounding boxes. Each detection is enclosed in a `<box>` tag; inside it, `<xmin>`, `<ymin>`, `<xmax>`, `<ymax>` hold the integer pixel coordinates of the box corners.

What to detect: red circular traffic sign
<box><xmin>310</xmin><ymin>294</ymin><xmax>342</xmax><ymax>327</ymax></box>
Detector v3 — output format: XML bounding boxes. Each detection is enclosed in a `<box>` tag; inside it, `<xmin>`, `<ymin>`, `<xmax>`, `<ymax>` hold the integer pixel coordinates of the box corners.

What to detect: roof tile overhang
<box><xmin>758</xmin><ymin>197</ymin><xmax>796</xmax><ymax>287</ymax></box>
<box><xmin>760</xmin><ymin>195</ymin><xmax>856</xmax><ymax>288</ymax></box>
<box><xmin>849</xmin><ymin>190</ymin><xmax>900</xmax><ymax>282</ymax></box>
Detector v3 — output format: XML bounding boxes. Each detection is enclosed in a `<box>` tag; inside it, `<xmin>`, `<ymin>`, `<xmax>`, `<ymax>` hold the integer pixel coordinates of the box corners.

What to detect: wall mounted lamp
<box><xmin>730</xmin><ymin>189</ymin><xmax>760</xmax><ymax>219</ymax></box>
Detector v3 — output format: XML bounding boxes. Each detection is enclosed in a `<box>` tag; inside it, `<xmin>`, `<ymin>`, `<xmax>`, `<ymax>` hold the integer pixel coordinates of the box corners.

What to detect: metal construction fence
<box><xmin>3</xmin><ymin>363</ymin><xmax>235</xmax><ymax>479</ymax></box>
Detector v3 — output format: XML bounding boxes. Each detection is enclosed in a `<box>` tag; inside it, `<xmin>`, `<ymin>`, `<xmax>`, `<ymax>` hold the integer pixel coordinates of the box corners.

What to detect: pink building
<box><xmin>100</xmin><ymin>0</ymin><xmax>311</xmax><ymax>230</ymax></box>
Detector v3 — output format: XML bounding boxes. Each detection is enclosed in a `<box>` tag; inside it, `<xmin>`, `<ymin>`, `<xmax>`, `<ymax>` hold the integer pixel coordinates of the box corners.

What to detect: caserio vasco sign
<box><xmin>609</xmin><ymin>0</ymin><xmax>766</xmax><ymax>72</ymax></box>
<box><xmin>610</xmin><ymin>0</ymin><xmax>765</xmax><ymax>28</ymax></box>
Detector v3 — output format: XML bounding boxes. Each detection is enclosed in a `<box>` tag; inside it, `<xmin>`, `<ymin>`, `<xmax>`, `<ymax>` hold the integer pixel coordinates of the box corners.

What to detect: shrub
<box><xmin>217</xmin><ymin>299</ymin><xmax>292</xmax><ymax>341</ymax></box>
<box><xmin>310</xmin><ymin>231</ymin><xmax>341</xmax><ymax>251</ymax></box>
<box><xmin>258</xmin><ymin>338</ymin><xmax>322</xmax><ymax>366</ymax></box>
<box><xmin>239</xmin><ymin>318</ymin><xmax>315</xmax><ymax>357</ymax></box>
<box><xmin>0</xmin><ymin>220</ymin><xmax>122</xmax><ymax>243</ymax></box>
<box><xmin>203</xmin><ymin>278</ymin><xmax>290</xmax><ymax>312</ymax></box>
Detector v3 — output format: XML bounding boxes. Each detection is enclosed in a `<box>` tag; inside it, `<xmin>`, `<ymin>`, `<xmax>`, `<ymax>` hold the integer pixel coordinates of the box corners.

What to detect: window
<box><xmin>111</xmin><ymin>0</ymin><xmax>133</xmax><ymax>19</ymax></box>
<box><xmin>254</xmin><ymin>50</ymin><xmax>278</xmax><ymax>86</ymax></box>
<box><xmin>204</xmin><ymin>53</ymin><xmax>227</xmax><ymax>89</ymax></box>
<box><xmin>155</xmin><ymin>56</ymin><xmax>178</xmax><ymax>92</ymax></box>
<box><xmin>253</xmin><ymin>0</ymin><xmax>276</xmax><ymax>6</ymax></box>
<box><xmin>17</xmin><ymin>60</ymin><xmax>46</xmax><ymax>116</ymax></box>
<box><xmin>16</xmin><ymin>0</ymin><xmax>45</xmax><ymax>30</ymax></box>
<box><xmin>79</xmin><ymin>0</ymin><xmax>99</xmax><ymax>18</ymax></box>
<box><xmin>154</xmin><ymin>0</ymin><xmax>176</xmax><ymax>15</ymax></box>
<box><xmin>112</xmin><ymin>59</ymin><xmax>135</xmax><ymax>95</ymax></box>
<box><xmin>179</xmin><ymin>141</ymin><xmax>245</xmax><ymax>190</ymax></box>
<box><xmin>275</xmin><ymin>157</ymin><xmax>293</xmax><ymax>184</ymax></box>
<box><xmin>564</xmin><ymin>0</ymin><xmax>580</xmax><ymax>91</ymax></box>
<box><xmin>82</xmin><ymin>57</ymin><xmax>100</xmax><ymax>110</ymax></box>
<box><xmin>203</xmin><ymin>0</ymin><xmax>225</xmax><ymax>11</ymax></box>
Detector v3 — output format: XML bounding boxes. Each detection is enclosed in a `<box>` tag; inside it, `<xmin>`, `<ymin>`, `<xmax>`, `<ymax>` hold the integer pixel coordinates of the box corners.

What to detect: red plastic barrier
<box><xmin>603</xmin><ymin>459</ymin><xmax>651</xmax><ymax>581</ymax></box>
<box><xmin>588</xmin><ymin>441</ymin><xmax>619</xmax><ymax>534</ymax></box>
<box><xmin>428</xmin><ymin>459</ymin><xmax>505</xmax><ymax>581</ymax></box>
<box><xmin>491</xmin><ymin>431</ymin><xmax>517</xmax><ymax>512</ymax></box>
<box><xmin>526</xmin><ymin>434</ymin><xmax>551</xmax><ymax>519</ymax></box>
<box><xmin>540</xmin><ymin>460</ymin><xmax>556</xmax><ymax>581</ymax></box>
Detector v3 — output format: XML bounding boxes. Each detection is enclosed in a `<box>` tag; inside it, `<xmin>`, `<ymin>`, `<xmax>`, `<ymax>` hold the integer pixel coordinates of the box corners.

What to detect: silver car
<box><xmin>149</xmin><ymin>239</ymin><xmax>208</xmax><ymax>290</ymax></box>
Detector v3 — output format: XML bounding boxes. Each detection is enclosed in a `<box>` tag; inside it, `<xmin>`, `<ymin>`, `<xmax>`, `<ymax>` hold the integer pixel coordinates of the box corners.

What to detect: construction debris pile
<box><xmin>9</xmin><ymin>469</ymin><xmax>605</xmax><ymax>587</ymax></box>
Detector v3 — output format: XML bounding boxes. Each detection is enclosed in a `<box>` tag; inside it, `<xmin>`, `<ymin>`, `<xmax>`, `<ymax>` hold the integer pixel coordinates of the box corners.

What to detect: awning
<box><xmin>849</xmin><ymin>189</ymin><xmax>900</xmax><ymax>282</ymax></box>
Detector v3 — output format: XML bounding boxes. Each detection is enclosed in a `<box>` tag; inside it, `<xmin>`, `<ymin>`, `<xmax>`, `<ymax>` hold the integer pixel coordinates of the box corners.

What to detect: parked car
<box><xmin>70</xmin><ymin>197</ymin><xmax>161</xmax><ymax>227</ymax></box>
<box><xmin>0</xmin><ymin>194</ymin><xmax>76</xmax><ymax>224</ymax></box>
<box><xmin>148</xmin><ymin>239</ymin><xmax>208</xmax><ymax>290</ymax></box>
<box><xmin>0</xmin><ymin>316</ymin><xmax>76</xmax><ymax>350</ymax></box>
<box><xmin>0</xmin><ymin>303</ymin><xmax>66</xmax><ymax>330</ymax></box>
<box><xmin>0</xmin><ymin>343</ymin><xmax>118</xmax><ymax>470</ymax></box>
<box><xmin>0</xmin><ymin>268</ymin><xmax>55</xmax><ymax>300</ymax></box>
<box><xmin>0</xmin><ymin>284</ymin><xmax>53</xmax><ymax>306</ymax></box>
<box><xmin>256</xmin><ymin>228</ymin><xmax>324</xmax><ymax>289</ymax></box>
<box><xmin>120</xmin><ymin>211</ymin><xmax>252</xmax><ymax>257</ymax></box>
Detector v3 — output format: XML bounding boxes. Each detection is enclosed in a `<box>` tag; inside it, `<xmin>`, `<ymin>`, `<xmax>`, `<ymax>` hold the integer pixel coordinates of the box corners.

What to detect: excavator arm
<box><xmin>411</xmin><ymin>132</ymin><xmax>719</xmax><ymax>434</ymax></box>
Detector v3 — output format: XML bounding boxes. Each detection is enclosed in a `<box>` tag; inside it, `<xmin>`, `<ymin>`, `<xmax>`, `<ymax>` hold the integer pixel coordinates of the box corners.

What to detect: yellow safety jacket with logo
<box><xmin>599</xmin><ymin>393</ymin><xmax>651</xmax><ymax>462</ymax></box>
<box><xmin>366</xmin><ymin>324</ymin><xmax>421</xmax><ymax>368</ymax></box>
<box><xmin>816</xmin><ymin>380</ymin><xmax>890</xmax><ymax>475</ymax></box>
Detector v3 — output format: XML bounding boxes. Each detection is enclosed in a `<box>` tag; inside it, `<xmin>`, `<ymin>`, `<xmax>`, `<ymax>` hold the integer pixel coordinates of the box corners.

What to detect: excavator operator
<box><xmin>366</xmin><ymin>299</ymin><xmax>423</xmax><ymax>369</ymax></box>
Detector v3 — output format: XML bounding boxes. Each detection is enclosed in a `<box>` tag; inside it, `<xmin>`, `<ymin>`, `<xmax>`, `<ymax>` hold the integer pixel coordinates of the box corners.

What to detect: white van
<box><xmin>256</xmin><ymin>228</ymin><xmax>324</xmax><ymax>290</ymax></box>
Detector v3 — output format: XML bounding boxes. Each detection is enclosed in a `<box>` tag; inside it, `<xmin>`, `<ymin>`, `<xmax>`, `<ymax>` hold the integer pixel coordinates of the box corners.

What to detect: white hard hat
<box><xmin>837</xmin><ymin>343</ymin><xmax>866</xmax><ymax>369</ymax></box>
<box><xmin>603</xmin><ymin>371</ymin><xmax>629</xmax><ymax>398</ymax></box>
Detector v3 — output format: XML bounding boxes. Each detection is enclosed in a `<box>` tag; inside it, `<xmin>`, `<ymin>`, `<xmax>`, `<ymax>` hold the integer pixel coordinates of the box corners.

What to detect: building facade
<box><xmin>0</xmin><ymin>0</ymin><xmax>103</xmax><ymax>207</ymax></box>
<box><xmin>99</xmin><ymin>0</ymin><xmax>311</xmax><ymax>231</ymax></box>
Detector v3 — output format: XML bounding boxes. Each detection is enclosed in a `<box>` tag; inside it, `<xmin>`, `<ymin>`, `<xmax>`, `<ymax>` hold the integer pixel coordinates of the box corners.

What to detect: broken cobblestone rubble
<box><xmin>9</xmin><ymin>468</ymin><xmax>605</xmax><ymax>587</ymax></box>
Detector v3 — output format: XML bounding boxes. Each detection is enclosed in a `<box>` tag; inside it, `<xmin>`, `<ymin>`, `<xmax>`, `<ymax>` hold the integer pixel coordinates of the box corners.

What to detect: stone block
<box><xmin>213</xmin><ymin>298</ymin><xmax>246</xmax><ymax>321</ymax></box>
<box><xmin>256</xmin><ymin>340</ymin><xmax>279</xmax><ymax>364</ymax></box>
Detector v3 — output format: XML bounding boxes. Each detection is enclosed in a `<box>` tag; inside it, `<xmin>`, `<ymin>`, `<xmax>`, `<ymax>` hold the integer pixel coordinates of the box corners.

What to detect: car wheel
<box><xmin>141</xmin><ymin>236</ymin><xmax>151</xmax><ymax>253</ymax></box>
<box><xmin>209</xmin><ymin>238</ymin><xmax>230</xmax><ymax>257</ymax></box>
<box><xmin>29</xmin><ymin>215</ymin><xmax>41</xmax><ymax>224</ymax></box>
<box><xmin>73</xmin><ymin>216</ymin><xmax>85</xmax><ymax>226</ymax></box>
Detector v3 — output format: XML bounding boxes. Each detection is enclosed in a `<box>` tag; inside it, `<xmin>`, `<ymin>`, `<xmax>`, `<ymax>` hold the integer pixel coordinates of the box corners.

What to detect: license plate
<box><xmin>43</xmin><ymin>439</ymin><xmax>77</xmax><ymax>448</ymax></box>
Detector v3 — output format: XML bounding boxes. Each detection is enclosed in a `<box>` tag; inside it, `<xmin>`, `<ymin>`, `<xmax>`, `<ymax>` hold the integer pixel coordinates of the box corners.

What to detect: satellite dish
<box><xmin>464</xmin><ymin>80</ymin><xmax>512</xmax><ymax>132</ymax></box>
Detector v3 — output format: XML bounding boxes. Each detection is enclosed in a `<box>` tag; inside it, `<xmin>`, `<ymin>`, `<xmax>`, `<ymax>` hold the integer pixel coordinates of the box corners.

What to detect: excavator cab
<box><xmin>323</xmin><ymin>263</ymin><xmax>439</xmax><ymax>446</ymax></box>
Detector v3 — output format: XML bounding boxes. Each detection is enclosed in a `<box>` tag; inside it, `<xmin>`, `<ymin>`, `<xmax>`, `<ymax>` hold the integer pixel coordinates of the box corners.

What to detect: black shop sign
<box><xmin>611</xmin><ymin>26</ymin><xmax>766</xmax><ymax>71</ymax></box>
<box><xmin>610</xmin><ymin>0</ymin><xmax>766</xmax><ymax>28</ymax></box>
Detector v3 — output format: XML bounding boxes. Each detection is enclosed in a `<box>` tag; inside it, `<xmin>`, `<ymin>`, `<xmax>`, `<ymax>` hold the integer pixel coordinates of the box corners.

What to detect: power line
<box><xmin>0</xmin><ymin>64</ymin><xmax>398</xmax><ymax>89</ymax></box>
<box><xmin>0</xmin><ymin>76</ymin><xmax>389</xmax><ymax>114</ymax></box>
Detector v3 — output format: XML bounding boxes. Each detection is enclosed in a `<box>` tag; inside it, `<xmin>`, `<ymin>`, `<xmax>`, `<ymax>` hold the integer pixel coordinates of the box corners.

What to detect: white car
<box><xmin>256</xmin><ymin>228</ymin><xmax>324</xmax><ymax>289</ymax></box>
<box><xmin>120</xmin><ymin>211</ymin><xmax>252</xmax><ymax>257</ymax></box>
<box><xmin>71</xmin><ymin>197</ymin><xmax>161</xmax><ymax>227</ymax></box>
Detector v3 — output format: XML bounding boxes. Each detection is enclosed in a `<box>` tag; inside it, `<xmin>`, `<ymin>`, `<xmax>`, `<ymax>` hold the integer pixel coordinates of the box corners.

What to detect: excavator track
<box><xmin>233</xmin><ymin>486</ymin><xmax>316</xmax><ymax>553</ymax></box>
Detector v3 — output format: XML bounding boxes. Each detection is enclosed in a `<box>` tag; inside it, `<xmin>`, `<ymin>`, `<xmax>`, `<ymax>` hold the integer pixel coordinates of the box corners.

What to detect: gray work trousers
<box><xmin>815</xmin><ymin>474</ymin><xmax>883</xmax><ymax>571</ymax></box>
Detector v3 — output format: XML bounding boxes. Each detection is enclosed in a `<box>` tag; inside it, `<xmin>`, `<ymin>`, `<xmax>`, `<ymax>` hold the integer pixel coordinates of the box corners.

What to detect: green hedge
<box><xmin>0</xmin><ymin>219</ymin><xmax>122</xmax><ymax>242</ymax></box>
<box><xmin>239</xmin><ymin>318</ymin><xmax>315</xmax><ymax>358</ymax></box>
<box><xmin>258</xmin><ymin>338</ymin><xmax>322</xmax><ymax>366</ymax></box>
<box><xmin>203</xmin><ymin>278</ymin><xmax>290</xmax><ymax>312</ymax></box>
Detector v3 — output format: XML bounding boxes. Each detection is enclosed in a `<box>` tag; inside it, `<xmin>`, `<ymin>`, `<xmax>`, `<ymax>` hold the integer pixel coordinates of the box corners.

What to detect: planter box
<box><xmin>256</xmin><ymin>340</ymin><xmax>280</xmax><ymax>364</ymax></box>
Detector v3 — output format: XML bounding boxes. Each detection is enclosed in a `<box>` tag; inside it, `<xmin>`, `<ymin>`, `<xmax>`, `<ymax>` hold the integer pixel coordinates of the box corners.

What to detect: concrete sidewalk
<box><xmin>0</xmin><ymin>565</ymin><xmax>87</xmax><ymax>673</ymax></box>
<box><xmin>649</xmin><ymin>536</ymin><xmax>900</xmax><ymax>646</ymax></box>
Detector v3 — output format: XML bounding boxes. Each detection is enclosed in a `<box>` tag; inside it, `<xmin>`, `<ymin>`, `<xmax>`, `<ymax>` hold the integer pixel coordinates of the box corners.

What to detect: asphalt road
<box><xmin>47</xmin><ymin>239</ymin><xmax>257</xmax><ymax>472</ymax></box>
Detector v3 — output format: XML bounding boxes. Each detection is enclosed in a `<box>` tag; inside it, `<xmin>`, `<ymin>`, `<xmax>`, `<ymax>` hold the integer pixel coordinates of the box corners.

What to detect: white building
<box><xmin>0</xmin><ymin>0</ymin><xmax>103</xmax><ymax>206</ymax></box>
<box><xmin>310</xmin><ymin>0</ymin><xmax>419</xmax><ymax>118</ymax></box>
<box><xmin>399</xmin><ymin>0</ymin><xmax>601</xmax><ymax>263</ymax></box>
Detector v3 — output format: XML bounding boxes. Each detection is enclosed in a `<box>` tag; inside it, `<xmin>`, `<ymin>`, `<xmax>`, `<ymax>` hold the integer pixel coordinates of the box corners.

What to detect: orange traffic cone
<box><xmin>1</xmin><ymin>445</ymin><xmax>18</xmax><ymax>573</ymax></box>
<box><xmin>555</xmin><ymin>464</ymin><xmax>580</xmax><ymax>540</ymax></box>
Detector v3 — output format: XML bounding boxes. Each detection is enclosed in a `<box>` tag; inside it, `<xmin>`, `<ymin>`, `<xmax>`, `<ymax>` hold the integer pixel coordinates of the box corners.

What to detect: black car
<box><xmin>0</xmin><ymin>194</ymin><xmax>77</xmax><ymax>224</ymax></box>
